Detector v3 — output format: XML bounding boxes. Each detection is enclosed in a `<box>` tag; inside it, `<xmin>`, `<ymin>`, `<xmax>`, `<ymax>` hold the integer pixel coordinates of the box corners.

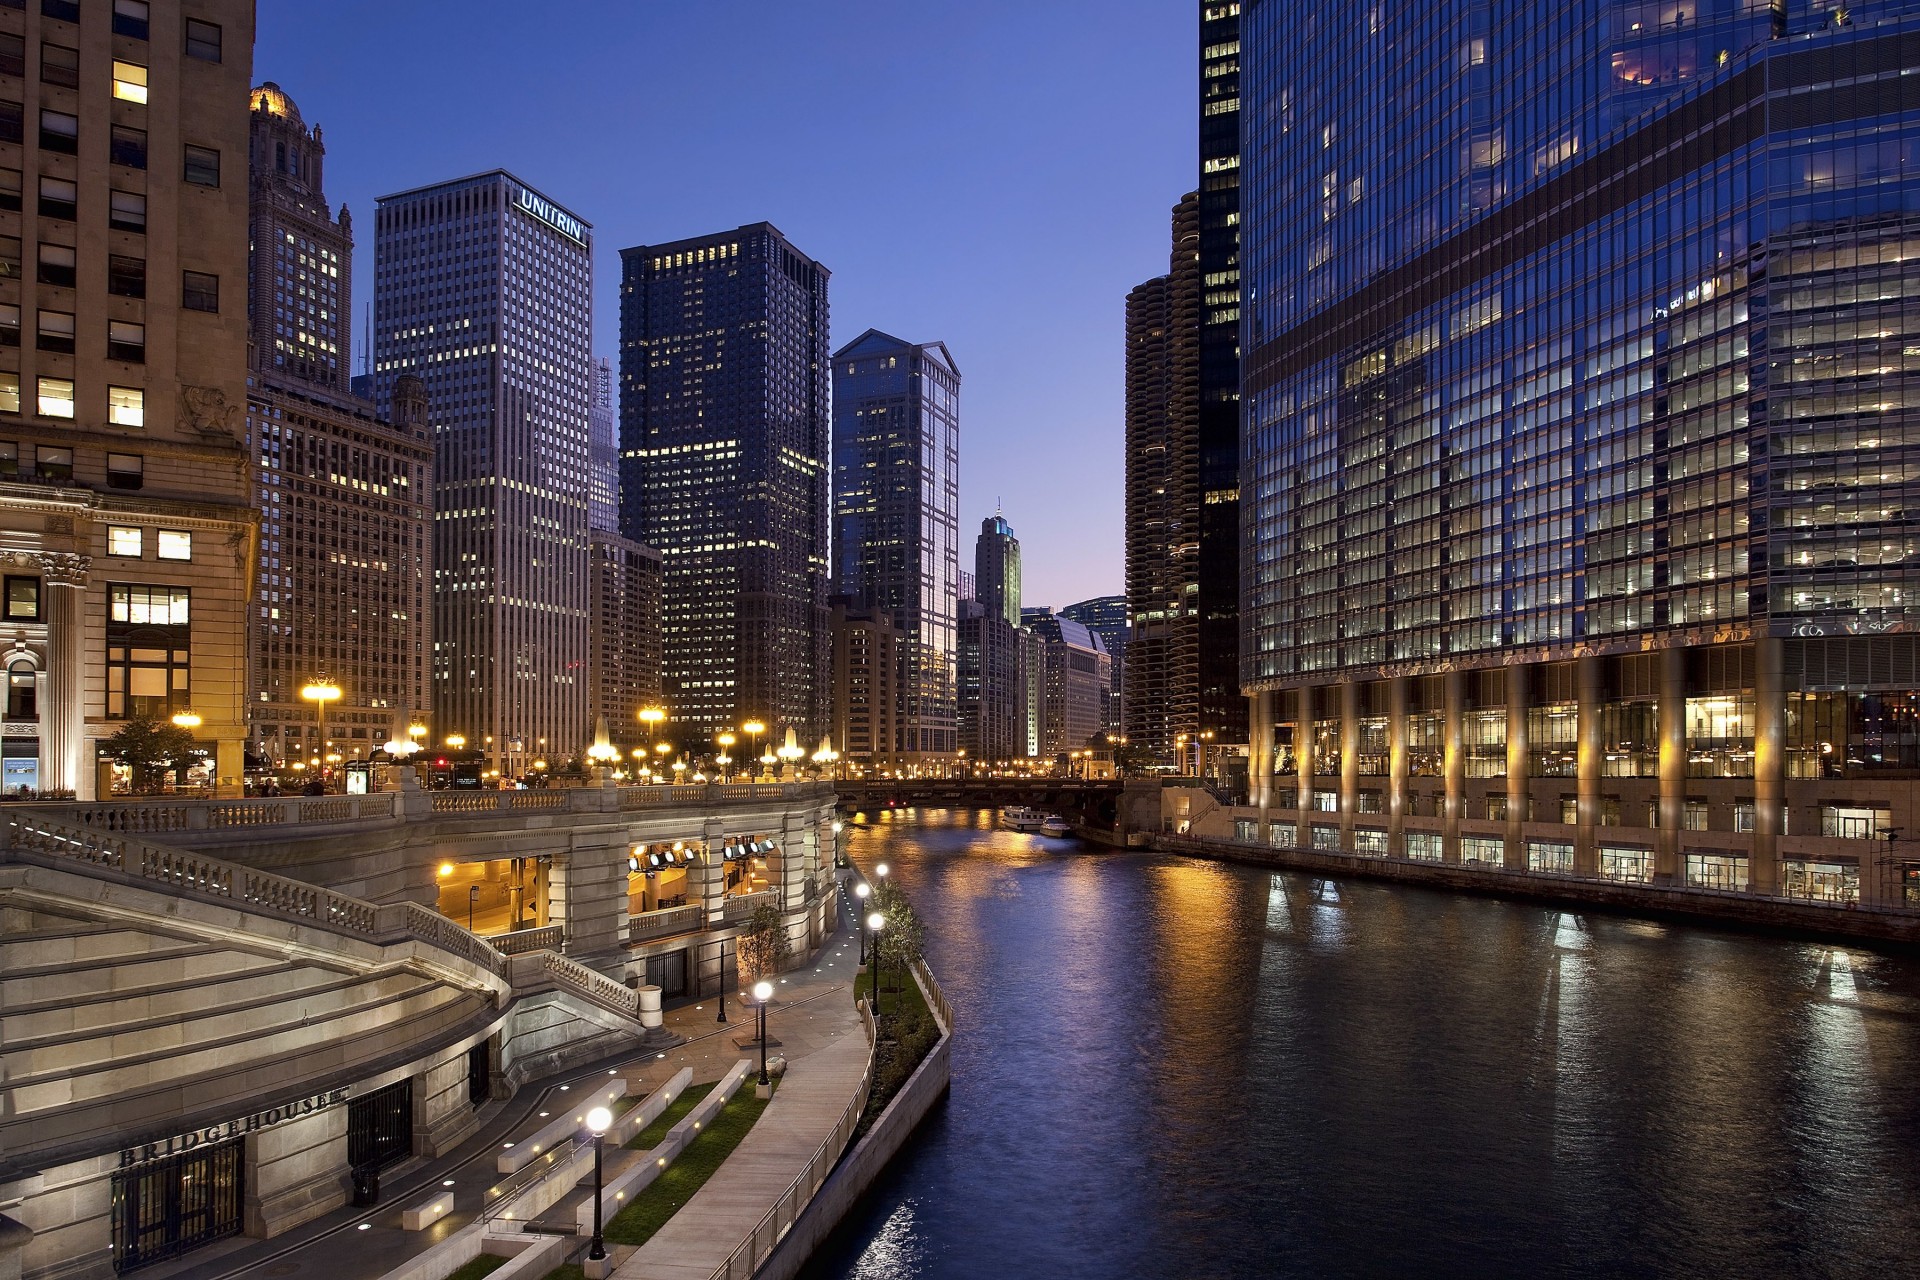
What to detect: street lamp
<box><xmin>446</xmin><ymin>734</ymin><xmax>467</xmax><ymax>751</ymax></box>
<box><xmin>717</xmin><ymin>732</ymin><xmax>736</xmax><ymax>781</ymax></box>
<box><xmin>585</xmin><ymin>1104</ymin><xmax>612</xmax><ymax>1264</ymax></box>
<box><xmin>866</xmin><ymin>912</ymin><xmax>886</xmax><ymax>1016</ymax></box>
<box><xmin>715</xmin><ymin>940</ymin><xmax>730</xmax><ymax>1024</ymax></box>
<box><xmin>170</xmin><ymin>710</ymin><xmax>202</xmax><ymax>731</ymax></box>
<box><xmin>468</xmin><ymin>883</ymin><xmax>479</xmax><ymax>931</ymax></box>
<box><xmin>854</xmin><ymin>881</ymin><xmax>871</xmax><ymax>964</ymax></box>
<box><xmin>638</xmin><ymin>706</ymin><xmax>665</xmax><ymax>743</ymax></box>
<box><xmin>753</xmin><ymin>980</ymin><xmax>774</xmax><ymax>1091</ymax></box>
<box><xmin>742</xmin><ymin>720</ymin><xmax>767</xmax><ymax>777</ymax></box>
<box><xmin>300</xmin><ymin>680</ymin><xmax>341</xmax><ymax>792</ymax></box>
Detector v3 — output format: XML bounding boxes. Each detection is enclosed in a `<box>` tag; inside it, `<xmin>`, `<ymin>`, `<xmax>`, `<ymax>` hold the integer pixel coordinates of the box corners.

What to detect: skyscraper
<box><xmin>1125</xmin><ymin>193</ymin><xmax>1202</xmax><ymax>763</ymax></box>
<box><xmin>1240</xmin><ymin>0</ymin><xmax>1920</xmax><ymax>902</ymax></box>
<box><xmin>831</xmin><ymin>329</ymin><xmax>960</xmax><ymax>761</ymax></box>
<box><xmin>588</xmin><ymin>354</ymin><xmax>617</xmax><ymax>531</ymax></box>
<box><xmin>1061</xmin><ymin>594</ymin><xmax>1129</xmax><ymax>738</ymax></box>
<box><xmin>1024</xmin><ymin>611</ymin><xmax>1111</xmax><ymax>759</ymax></box>
<box><xmin>1197</xmin><ymin>0</ymin><xmax>1246</xmax><ymax>752</ymax></box>
<box><xmin>374</xmin><ymin>171</ymin><xmax>593</xmax><ymax>775</ymax></box>
<box><xmin>588</xmin><ymin>529</ymin><xmax>661</xmax><ymax>751</ymax></box>
<box><xmin>246</xmin><ymin>84</ymin><xmax>432</xmax><ymax>772</ymax></box>
<box><xmin>974</xmin><ymin>512</ymin><xmax>1021</xmax><ymax>629</ymax></box>
<box><xmin>0</xmin><ymin>0</ymin><xmax>257</xmax><ymax>798</ymax></box>
<box><xmin>619</xmin><ymin>224</ymin><xmax>830</xmax><ymax>742</ymax></box>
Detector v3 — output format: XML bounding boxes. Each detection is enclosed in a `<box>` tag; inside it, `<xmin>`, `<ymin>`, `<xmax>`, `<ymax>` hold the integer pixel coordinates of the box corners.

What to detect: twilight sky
<box><xmin>255</xmin><ymin>0</ymin><xmax>1194</xmax><ymax>610</ymax></box>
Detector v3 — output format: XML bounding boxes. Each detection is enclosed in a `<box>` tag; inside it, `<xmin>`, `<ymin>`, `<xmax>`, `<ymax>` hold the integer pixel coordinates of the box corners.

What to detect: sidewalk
<box><xmin>150</xmin><ymin>881</ymin><xmax>870</xmax><ymax>1280</ymax></box>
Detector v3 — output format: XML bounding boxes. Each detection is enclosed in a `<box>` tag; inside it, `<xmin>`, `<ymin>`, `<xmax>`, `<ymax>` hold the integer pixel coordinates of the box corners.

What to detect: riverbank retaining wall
<box><xmin>755</xmin><ymin>965</ymin><xmax>953</xmax><ymax>1280</ymax></box>
<box><xmin>1160</xmin><ymin>833</ymin><xmax>1920</xmax><ymax>947</ymax></box>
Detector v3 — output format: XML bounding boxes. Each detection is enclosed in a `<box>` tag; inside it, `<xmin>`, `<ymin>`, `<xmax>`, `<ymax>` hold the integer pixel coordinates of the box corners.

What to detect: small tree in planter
<box><xmin>99</xmin><ymin>717</ymin><xmax>201</xmax><ymax>795</ymax></box>
<box><xmin>872</xmin><ymin>881</ymin><xmax>925</xmax><ymax>999</ymax></box>
<box><xmin>736</xmin><ymin>900</ymin><xmax>792</xmax><ymax>987</ymax></box>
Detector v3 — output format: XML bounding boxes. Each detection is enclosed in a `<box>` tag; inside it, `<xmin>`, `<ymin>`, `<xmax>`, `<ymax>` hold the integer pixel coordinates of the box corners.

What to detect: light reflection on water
<box><xmin>805</xmin><ymin>809</ymin><xmax>1920</xmax><ymax>1279</ymax></box>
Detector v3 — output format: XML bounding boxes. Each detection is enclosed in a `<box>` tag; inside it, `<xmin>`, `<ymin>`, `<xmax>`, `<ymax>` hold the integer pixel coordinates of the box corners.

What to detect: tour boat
<box><xmin>1039</xmin><ymin>815</ymin><xmax>1074</xmax><ymax>838</ymax></box>
<box><xmin>1000</xmin><ymin>806</ymin><xmax>1046</xmax><ymax>832</ymax></box>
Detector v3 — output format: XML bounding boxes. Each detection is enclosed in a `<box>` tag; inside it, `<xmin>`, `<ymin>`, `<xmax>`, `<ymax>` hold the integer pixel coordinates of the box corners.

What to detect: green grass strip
<box><xmin>610</xmin><ymin>1092</ymin><xmax>642</xmax><ymax>1118</ymax></box>
<box><xmin>624</xmin><ymin>1081</ymin><xmax>714</xmax><ymax>1150</ymax></box>
<box><xmin>442</xmin><ymin>1256</ymin><xmax>508</xmax><ymax>1280</ymax></box>
<box><xmin>601</xmin><ymin>1085</ymin><xmax>772</xmax><ymax>1247</ymax></box>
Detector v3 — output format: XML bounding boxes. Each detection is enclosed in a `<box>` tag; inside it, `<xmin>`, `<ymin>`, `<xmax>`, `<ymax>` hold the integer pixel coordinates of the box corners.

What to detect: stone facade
<box><xmin>0</xmin><ymin>0</ymin><xmax>258</xmax><ymax>800</ymax></box>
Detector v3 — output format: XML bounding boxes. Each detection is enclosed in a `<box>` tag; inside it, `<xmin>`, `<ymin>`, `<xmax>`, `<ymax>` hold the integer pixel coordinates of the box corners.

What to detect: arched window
<box><xmin>7</xmin><ymin>659</ymin><xmax>35</xmax><ymax>720</ymax></box>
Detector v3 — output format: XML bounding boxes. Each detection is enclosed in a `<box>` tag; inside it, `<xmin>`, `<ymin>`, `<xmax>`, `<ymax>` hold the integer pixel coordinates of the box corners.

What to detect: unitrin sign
<box><xmin>515</xmin><ymin>185</ymin><xmax>587</xmax><ymax>245</ymax></box>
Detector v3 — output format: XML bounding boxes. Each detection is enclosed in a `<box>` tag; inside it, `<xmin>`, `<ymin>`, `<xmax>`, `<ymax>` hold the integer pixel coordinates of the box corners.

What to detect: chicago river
<box><xmin>808</xmin><ymin>810</ymin><xmax>1920</xmax><ymax>1279</ymax></box>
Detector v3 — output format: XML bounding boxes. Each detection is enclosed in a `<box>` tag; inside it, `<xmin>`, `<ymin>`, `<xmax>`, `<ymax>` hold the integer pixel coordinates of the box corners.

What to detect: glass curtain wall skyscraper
<box><xmin>619</xmin><ymin>224</ymin><xmax>831</xmax><ymax>742</ymax></box>
<box><xmin>1240</xmin><ymin>0</ymin><xmax>1920</xmax><ymax>904</ymax></box>
<box><xmin>832</xmin><ymin>329</ymin><xmax>960</xmax><ymax>763</ymax></box>
<box><xmin>374</xmin><ymin>171</ymin><xmax>593</xmax><ymax>775</ymax></box>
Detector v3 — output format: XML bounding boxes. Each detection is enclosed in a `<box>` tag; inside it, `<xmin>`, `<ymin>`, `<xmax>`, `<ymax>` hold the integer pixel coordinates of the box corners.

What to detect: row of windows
<box><xmin>0</xmin><ymin>372</ymin><xmax>143</xmax><ymax>422</ymax></box>
<box><xmin>4</xmin><ymin>0</ymin><xmax>223</xmax><ymax>62</ymax></box>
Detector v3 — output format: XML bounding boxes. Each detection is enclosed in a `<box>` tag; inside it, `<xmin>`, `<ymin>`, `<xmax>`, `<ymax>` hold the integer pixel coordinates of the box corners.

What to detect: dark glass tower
<box><xmin>619</xmin><ymin>225</ymin><xmax>831</xmax><ymax>741</ymax></box>
<box><xmin>974</xmin><ymin>513</ymin><xmax>1022</xmax><ymax>628</ymax></box>
<box><xmin>1198</xmin><ymin>1</ymin><xmax>1246</xmax><ymax>749</ymax></box>
<box><xmin>832</xmin><ymin>330</ymin><xmax>961</xmax><ymax>760</ymax></box>
<box><xmin>1240</xmin><ymin>0</ymin><xmax>1920</xmax><ymax>902</ymax></box>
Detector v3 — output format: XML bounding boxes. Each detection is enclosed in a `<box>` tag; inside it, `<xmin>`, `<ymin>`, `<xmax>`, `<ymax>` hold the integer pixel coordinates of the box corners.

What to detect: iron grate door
<box><xmin>347</xmin><ymin>1078</ymin><xmax>413</xmax><ymax>1174</ymax></box>
<box><xmin>111</xmin><ymin>1137</ymin><xmax>244</xmax><ymax>1272</ymax></box>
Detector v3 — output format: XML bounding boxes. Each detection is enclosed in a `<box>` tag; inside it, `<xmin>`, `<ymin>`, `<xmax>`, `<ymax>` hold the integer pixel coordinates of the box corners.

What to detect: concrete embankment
<box><xmin>1161</xmin><ymin>833</ymin><xmax>1920</xmax><ymax>947</ymax></box>
<box><xmin>756</xmin><ymin>963</ymin><xmax>953</xmax><ymax>1280</ymax></box>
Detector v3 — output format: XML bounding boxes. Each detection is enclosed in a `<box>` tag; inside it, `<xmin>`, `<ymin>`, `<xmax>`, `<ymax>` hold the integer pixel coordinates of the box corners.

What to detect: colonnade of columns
<box><xmin>1249</xmin><ymin>641</ymin><xmax>1789</xmax><ymax>893</ymax></box>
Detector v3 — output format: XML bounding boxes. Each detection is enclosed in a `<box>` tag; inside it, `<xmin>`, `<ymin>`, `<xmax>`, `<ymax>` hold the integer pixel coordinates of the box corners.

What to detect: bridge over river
<box><xmin>833</xmin><ymin>778</ymin><xmax>1139</xmax><ymax>834</ymax></box>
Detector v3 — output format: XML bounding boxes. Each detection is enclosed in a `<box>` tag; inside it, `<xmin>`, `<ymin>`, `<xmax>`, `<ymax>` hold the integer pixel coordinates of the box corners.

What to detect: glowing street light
<box><xmin>867</xmin><ymin>912</ymin><xmax>886</xmax><ymax>1015</ymax></box>
<box><xmin>854</xmin><ymin>881</ymin><xmax>871</xmax><ymax>964</ymax></box>
<box><xmin>753</xmin><ymin>980</ymin><xmax>775</xmax><ymax>1091</ymax></box>
<box><xmin>585</xmin><ymin>1104</ymin><xmax>613</xmax><ymax>1263</ymax></box>
<box><xmin>742</xmin><ymin>720</ymin><xmax>767</xmax><ymax>777</ymax></box>
<box><xmin>300</xmin><ymin>679</ymin><xmax>341</xmax><ymax>792</ymax></box>
<box><xmin>169</xmin><ymin>710</ymin><xmax>202</xmax><ymax>731</ymax></box>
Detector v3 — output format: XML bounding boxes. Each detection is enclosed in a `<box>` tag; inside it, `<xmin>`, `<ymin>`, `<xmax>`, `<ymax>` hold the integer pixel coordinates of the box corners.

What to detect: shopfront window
<box><xmin>1820</xmin><ymin>804</ymin><xmax>1890</xmax><ymax>840</ymax></box>
<box><xmin>1600</xmin><ymin>846</ymin><xmax>1653</xmax><ymax>883</ymax></box>
<box><xmin>1528</xmin><ymin>840</ymin><xmax>1575</xmax><ymax>874</ymax></box>
<box><xmin>1782</xmin><ymin>859</ymin><xmax>1859</xmax><ymax>904</ymax></box>
<box><xmin>1462</xmin><ymin>835</ymin><xmax>1504</xmax><ymax>867</ymax></box>
<box><xmin>1406</xmin><ymin>831</ymin><xmax>1443</xmax><ymax>862</ymax></box>
<box><xmin>1686</xmin><ymin>694</ymin><xmax>1755</xmax><ymax>777</ymax></box>
<box><xmin>1353</xmin><ymin>827</ymin><xmax>1388</xmax><ymax>856</ymax></box>
<box><xmin>1685</xmin><ymin>852</ymin><xmax>1749</xmax><ymax>891</ymax></box>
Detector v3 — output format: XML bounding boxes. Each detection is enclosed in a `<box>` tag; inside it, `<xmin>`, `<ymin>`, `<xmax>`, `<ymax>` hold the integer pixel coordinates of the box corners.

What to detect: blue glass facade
<box><xmin>1237</xmin><ymin>1</ymin><xmax>1920</xmax><ymax>902</ymax></box>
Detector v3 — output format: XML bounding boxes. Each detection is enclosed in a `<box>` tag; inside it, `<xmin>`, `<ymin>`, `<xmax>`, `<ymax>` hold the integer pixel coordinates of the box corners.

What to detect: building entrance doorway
<box><xmin>110</xmin><ymin>1138</ymin><xmax>244</xmax><ymax>1272</ymax></box>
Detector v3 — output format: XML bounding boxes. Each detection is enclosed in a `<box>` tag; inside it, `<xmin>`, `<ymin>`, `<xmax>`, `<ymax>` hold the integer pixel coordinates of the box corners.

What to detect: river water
<box><xmin>802</xmin><ymin>808</ymin><xmax>1920</xmax><ymax>1280</ymax></box>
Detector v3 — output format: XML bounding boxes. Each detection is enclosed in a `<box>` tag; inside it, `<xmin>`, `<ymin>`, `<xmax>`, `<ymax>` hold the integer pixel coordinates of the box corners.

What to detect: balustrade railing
<box><xmin>489</xmin><ymin>923</ymin><xmax>564</xmax><ymax>956</ymax></box>
<box><xmin>53</xmin><ymin>792</ymin><xmax>397</xmax><ymax>833</ymax></box>
<box><xmin>628</xmin><ymin>904</ymin><xmax>704</xmax><ymax>943</ymax></box>
<box><xmin>719</xmin><ymin>889</ymin><xmax>779</xmax><ymax>923</ymax></box>
<box><xmin>511</xmin><ymin>949</ymin><xmax>640</xmax><ymax>1019</ymax></box>
<box><xmin>5</xmin><ymin>811</ymin><xmax>505</xmax><ymax>975</ymax></box>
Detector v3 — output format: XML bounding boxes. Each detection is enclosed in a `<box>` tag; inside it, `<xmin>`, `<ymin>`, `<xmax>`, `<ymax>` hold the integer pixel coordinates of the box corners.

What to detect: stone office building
<box><xmin>245</xmin><ymin>82</ymin><xmax>432</xmax><ymax>769</ymax></box>
<box><xmin>0</xmin><ymin>0</ymin><xmax>256</xmax><ymax>798</ymax></box>
<box><xmin>1238</xmin><ymin>0</ymin><xmax>1920</xmax><ymax>905</ymax></box>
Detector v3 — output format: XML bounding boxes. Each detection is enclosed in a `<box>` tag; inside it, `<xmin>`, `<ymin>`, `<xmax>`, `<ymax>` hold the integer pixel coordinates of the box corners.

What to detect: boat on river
<box><xmin>1039</xmin><ymin>815</ymin><xmax>1074</xmax><ymax>838</ymax></box>
<box><xmin>1000</xmin><ymin>806</ymin><xmax>1045</xmax><ymax>831</ymax></box>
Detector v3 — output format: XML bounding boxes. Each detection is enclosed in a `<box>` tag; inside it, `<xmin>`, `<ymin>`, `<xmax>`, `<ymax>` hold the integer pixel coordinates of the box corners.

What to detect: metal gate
<box><xmin>347</xmin><ymin>1078</ymin><xmax>413</xmax><ymax>1174</ymax></box>
<box><xmin>111</xmin><ymin>1138</ymin><xmax>244</xmax><ymax>1272</ymax></box>
<box><xmin>467</xmin><ymin>1039</ymin><xmax>491</xmax><ymax>1108</ymax></box>
<box><xmin>645</xmin><ymin>947</ymin><xmax>688</xmax><ymax>998</ymax></box>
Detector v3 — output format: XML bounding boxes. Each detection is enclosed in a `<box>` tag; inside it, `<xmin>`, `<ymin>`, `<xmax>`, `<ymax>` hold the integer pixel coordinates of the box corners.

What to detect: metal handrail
<box><xmin>705</xmin><ymin>1002</ymin><xmax>877</xmax><ymax>1280</ymax></box>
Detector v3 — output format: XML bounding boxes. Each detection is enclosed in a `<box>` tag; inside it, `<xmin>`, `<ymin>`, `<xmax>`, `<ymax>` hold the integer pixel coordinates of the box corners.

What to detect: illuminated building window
<box><xmin>112</xmin><ymin>60</ymin><xmax>148</xmax><ymax>103</ymax></box>
<box><xmin>35</xmin><ymin>376</ymin><xmax>73</xmax><ymax>418</ymax></box>
<box><xmin>108</xmin><ymin>526</ymin><xmax>143</xmax><ymax>557</ymax></box>
<box><xmin>109</xmin><ymin>386</ymin><xmax>144</xmax><ymax>427</ymax></box>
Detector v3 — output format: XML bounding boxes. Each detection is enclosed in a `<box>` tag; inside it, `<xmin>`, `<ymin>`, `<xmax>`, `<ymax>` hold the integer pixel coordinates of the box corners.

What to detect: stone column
<box><xmin>1248</xmin><ymin>691</ymin><xmax>1273</xmax><ymax>814</ymax></box>
<box><xmin>1657</xmin><ymin>646</ymin><xmax>1687</xmax><ymax>884</ymax></box>
<box><xmin>1387</xmin><ymin>676</ymin><xmax>1408</xmax><ymax>856</ymax></box>
<box><xmin>1575</xmin><ymin>656</ymin><xmax>1603</xmax><ymax>877</ymax></box>
<box><xmin>1506</xmin><ymin>665</ymin><xmax>1530</xmax><ymax>869</ymax></box>
<box><xmin>1296</xmin><ymin>686</ymin><xmax>1314</xmax><ymax>816</ymax></box>
<box><xmin>38</xmin><ymin>553</ymin><xmax>87</xmax><ymax>799</ymax></box>
<box><xmin>1443</xmin><ymin>670</ymin><xmax>1465</xmax><ymax>863</ymax></box>
<box><xmin>1339</xmin><ymin>680</ymin><xmax>1359</xmax><ymax>849</ymax></box>
<box><xmin>1752</xmin><ymin>637</ymin><xmax>1785</xmax><ymax>895</ymax></box>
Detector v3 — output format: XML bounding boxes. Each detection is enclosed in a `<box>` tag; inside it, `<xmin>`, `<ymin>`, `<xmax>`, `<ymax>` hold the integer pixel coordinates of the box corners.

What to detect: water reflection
<box><xmin>806</xmin><ymin>810</ymin><xmax>1920</xmax><ymax>1280</ymax></box>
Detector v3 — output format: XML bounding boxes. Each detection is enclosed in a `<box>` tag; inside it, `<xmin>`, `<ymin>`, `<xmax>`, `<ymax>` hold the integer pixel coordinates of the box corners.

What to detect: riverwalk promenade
<box><xmin>150</xmin><ymin>880</ymin><xmax>872</xmax><ymax>1280</ymax></box>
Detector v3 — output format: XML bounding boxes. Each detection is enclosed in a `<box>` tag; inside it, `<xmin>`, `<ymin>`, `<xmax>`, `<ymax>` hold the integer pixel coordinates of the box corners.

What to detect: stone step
<box><xmin>0</xmin><ymin>926</ymin><xmax>205</xmax><ymax>972</ymax></box>
<box><xmin>0</xmin><ymin>960</ymin><xmax>361</xmax><ymax>1042</ymax></box>
<box><xmin>2</xmin><ymin>971</ymin><xmax>473</xmax><ymax>1105</ymax></box>
<box><xmin>0</xmin><ymin>947</ymin><xmax>287</xmax><ymax>1008</ymax></box>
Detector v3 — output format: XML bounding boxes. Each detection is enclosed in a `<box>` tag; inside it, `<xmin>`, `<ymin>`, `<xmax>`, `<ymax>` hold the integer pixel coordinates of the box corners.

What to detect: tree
<box><xmin>871</xmin><ymin>880</ymin><xmax>925</xmax><ymax>986</ymax></box>
<box><xmin>98</xmin><ymin>717</ymin><xmax>201</xmax><ymax>794</ymax></box>
<box><xmin>736</xmin><ymin>900</ymin><xmax>792</xmax><ymax>986</ymax></box>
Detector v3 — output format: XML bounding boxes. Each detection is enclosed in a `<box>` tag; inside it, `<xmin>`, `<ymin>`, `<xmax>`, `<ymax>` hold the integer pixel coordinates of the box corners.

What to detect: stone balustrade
<box><xmin>490</xmin><ymin>924</ymin><xmax>564</xmax><ymax>956</ymax></box>
<box><xmin>54</xmin><ymin>792</ymin><xmax>398</xmax><ymax>833</ymax></box>
<box><xmin>629</xmin><ymin>904</ymin><xmax>705</xmax><ymax>944</ymax></box>
<box><xmin>720</xmin><ymin>889</ymin><xmax>781</xmax><ymax>922</ymax></box>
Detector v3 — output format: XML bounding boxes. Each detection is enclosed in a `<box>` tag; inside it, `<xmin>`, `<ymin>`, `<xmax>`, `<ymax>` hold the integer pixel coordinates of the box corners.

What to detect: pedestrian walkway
<box><xmin>146</xmin><ymin>881</ymin><xmax>871</xmax><ymax>1280</ymax></box>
